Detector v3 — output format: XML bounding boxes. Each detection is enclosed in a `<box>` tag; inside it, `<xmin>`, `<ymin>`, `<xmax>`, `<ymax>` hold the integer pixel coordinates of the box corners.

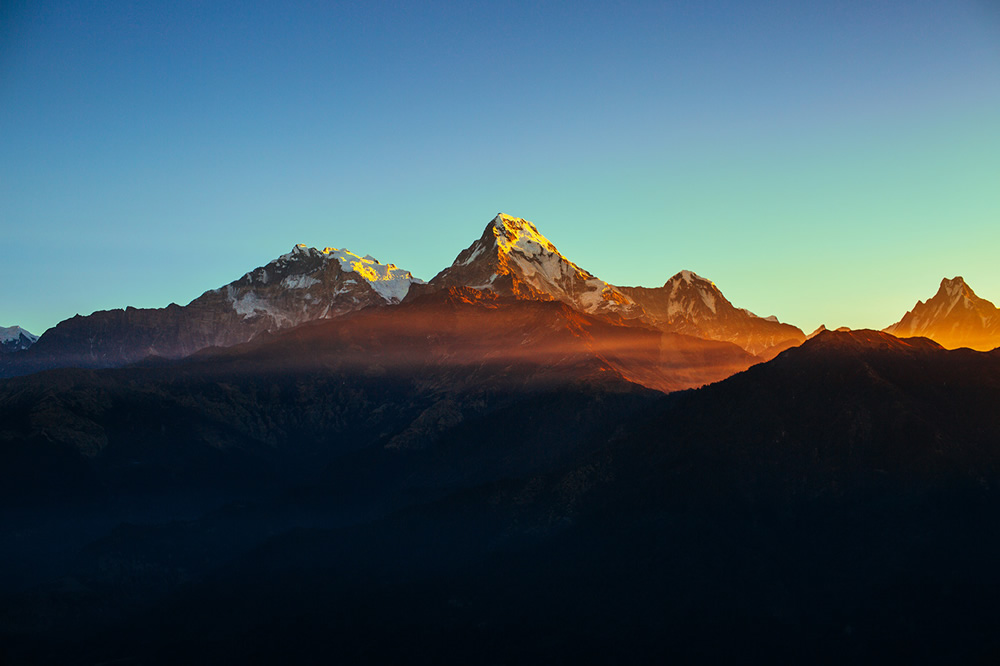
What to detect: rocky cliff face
<box><xmin>884</xmin><ymin>276</ymin><xmax>1000</xmax><ymax>351</ymax></box>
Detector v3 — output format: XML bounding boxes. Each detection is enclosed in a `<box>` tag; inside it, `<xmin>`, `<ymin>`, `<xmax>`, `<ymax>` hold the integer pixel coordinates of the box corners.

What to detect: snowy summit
<box><xmin>284</xmin><ymin>244</ymin><xmax>424</xmax><ymax>303</ymax></box>
<box><xmin>420</xmin><ymin>213</ymin><xmax>641</xmax><ymax>317</ymax></box>
<box><xmin>0</xmin><ymin>325</ymin><xmax>39</xmax><ymax>353</ymax></box>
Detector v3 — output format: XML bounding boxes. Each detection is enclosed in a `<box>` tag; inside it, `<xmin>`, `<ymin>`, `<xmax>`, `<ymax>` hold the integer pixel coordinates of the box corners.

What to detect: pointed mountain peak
<box><xmin>655</xmin><ymin>270</ymin><xmax>727</xmax><ymax>316</ymax></box>
<box><xmin>486</xmin><ymin>213</ymin><xmax>561</xmax><ymax>258</ymax></box>
<box><xmin>414</xmin><ymin>214</ymin><xmax>640</xmax><ymax>318</ymax></box>
<box><xmin>667</xmin><ymin>270</ymin><xmax>714</xmax><ymax>287</ymax></box>
<box><xmin>936</xmin><ymin>276</ymin><xmax>975</xmax><ymax>301</ymax></box>
<box><xmin>492</xmin><ymin>212</ymin><xmax>537</xmax><ymax>233</ymax></box>
<box><xmin>673</xmin><ymin>271</ymin><xmax>728</xmax><ymax>292</ymax></box>
<box><xmin>884</xmin><ymin>276</ymin><xmax>1000</xmax><ymax>350</ymax></box>
<box><xmin>619</xmin><ymin>271</ymin><xmax>805</xmax><ymax>357</ymax></box>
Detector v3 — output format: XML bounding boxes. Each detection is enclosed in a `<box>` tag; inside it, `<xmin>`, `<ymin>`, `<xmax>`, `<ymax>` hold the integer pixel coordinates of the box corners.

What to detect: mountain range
<box><xmin>2</xmin><ymin>213</ymin><xmax>1000</xmax><ymax>663</ymax></box>
<box><xmin>412</xmin><ymin>214</ymin><xmax>806</xmax><ymax>357</ymax></box>
<box><xmin>4</xmin><ymin>214</ymin><xmax>996</xmax><ymax>384</ymax></box>
<box><xmin>0</xmin><ymin>214</ymin><xmax>805</xmax><ymax>380</ymax></box>
<box><xmin>0</xmin><ymin>246</ymin><xmax>422</xmax><ymax>377</ymax></box>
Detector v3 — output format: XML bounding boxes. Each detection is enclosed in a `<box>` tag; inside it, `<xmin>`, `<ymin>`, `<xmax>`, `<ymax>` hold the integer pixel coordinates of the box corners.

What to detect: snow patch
<box><xmin>227</xmin><ymin>286</ymin><xmax>290</xmax><ymax>325</ymax></box>
<box><xmin>699</xmin><ymin>289</ymin><xmax>717</xmax><ymax>314</ymax></box>
<box><xmin>278</xmin><ymin>244</ymin><xmax>424</xmax><ymax>303</ymax></box>
<box><xmin>281</xmin><ymin>274</ymin><xmax>320</xmax><ymax>290</ymax></box>
<box><xmin>491</xmin><ymin>214</ymin><xmax>560</xmax><ymax>258</ymax></box>
<box><xmin>319</xmin><ymin>247</ymin><xmax>422</xmax><ymax>302</ymax></box>
<box><xmin>459</xmin><ymin>243</ymin><xmax>485</xmax><ymax>266</ymax></box>
<box><xmin>678</xmin><ymin>270</ymin><xmax>699</xmax><ymax>283</ymax></box>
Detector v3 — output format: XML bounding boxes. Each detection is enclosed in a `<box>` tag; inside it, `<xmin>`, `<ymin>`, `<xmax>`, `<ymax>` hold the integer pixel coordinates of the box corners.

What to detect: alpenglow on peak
<box><xmin>937</xmin><ymin>276</ymin><xmax>973</xmax><ymax>301</ymax></box>
<box><xmin>410</xmin><ymin>213</ymin><xmax>642</xmax><ymax>318</ymax></box>
<box><xmin>884</xmin><ymin>275</ymin><xmax>1000</xmax><ymax>351</ymax></box>
<box><xmin>471</xmin><ymin>213</ymin><xmax>561</xmax><ymax>262</ymax></box>
<box><xmin>280</xmin><ymin>244</ymin><xmax>424</xmax><ymax>303</ymax></box>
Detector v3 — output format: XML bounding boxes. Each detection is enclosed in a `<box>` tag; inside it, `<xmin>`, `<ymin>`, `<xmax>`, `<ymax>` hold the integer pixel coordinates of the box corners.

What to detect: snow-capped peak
<box><xmin>675</xmin><ymin>269</ymin><xmax>711</xmax><ymax>285</ymax></box>
<box><xmin>663</xmin><ymin>270</ymin><xmax>721</xmax><ymax>315</ymax></box>
<box><xmin>0</xmin><ymin>325</ymin><xmax>38</xmax><ymax>344</ymax></box>
<box><xmin>425</xmin><ymin>213</ymin><xmax>641</xmax><ymax>317</ymax></box>
<box><xmin>490</xmin><ymin>213</ymin><xmax>560</xmax><ymax>258</ymax></box>
<box><xmin>280</xmin><ymin>244</ymin><xmax>425</xmax><ymax>303</ymax></box>
<box><xmin>0</xmin><ymin>325</ymin><xmax>39</xmax><ymax>352</ymax></box>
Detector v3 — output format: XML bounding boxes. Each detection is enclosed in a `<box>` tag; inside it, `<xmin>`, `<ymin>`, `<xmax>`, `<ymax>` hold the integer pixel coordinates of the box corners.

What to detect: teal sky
<box><xmin>2</xmin><ymin>0</ymin><xmax>999</xmax><ymax>336</ymax></box>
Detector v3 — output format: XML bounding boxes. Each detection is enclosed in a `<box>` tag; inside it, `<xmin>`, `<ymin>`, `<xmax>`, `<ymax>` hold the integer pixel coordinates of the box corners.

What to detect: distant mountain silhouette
<box><xmin>807</xmin><ymin>324</ymin><xmax>852</xmax><ymax>338</ymax></box>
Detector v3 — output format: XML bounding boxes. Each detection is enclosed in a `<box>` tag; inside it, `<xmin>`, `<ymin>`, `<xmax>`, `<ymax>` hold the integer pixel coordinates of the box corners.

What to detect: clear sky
<box><xmin>2</xmin><ymin>0</ymin><xmax>999</xmax><ymax>336</ymax></box>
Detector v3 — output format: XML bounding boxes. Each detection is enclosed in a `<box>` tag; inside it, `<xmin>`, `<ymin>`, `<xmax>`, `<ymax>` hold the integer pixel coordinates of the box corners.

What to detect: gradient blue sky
<box><xmin>2</xmin><ymin>0</ymin><xmax>999</xmax><ymax>335</ymax></box>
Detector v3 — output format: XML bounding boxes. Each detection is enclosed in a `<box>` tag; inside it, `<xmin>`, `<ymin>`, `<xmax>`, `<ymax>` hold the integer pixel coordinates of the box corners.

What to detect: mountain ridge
<box><xmin>411</xmin><ymin>213</ymin><xmax>805</xmax><ymax>357</ymax></box>
<box><xmin>0</xmin><ymin>244</ymin><xmax>424</xmax><ymax>377</ymax></box>
<box><xmin>5</xmin><ymin>214</ymin><xmax>996</xmax><ymax>379</ymax></box>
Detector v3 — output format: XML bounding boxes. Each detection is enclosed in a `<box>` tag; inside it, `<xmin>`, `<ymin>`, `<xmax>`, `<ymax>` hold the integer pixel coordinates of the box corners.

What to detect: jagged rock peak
<box><xmin>658</xmin><ymin>270</ymin><xmax>727</xmax><ymax>316</ymax></box>
<box><xmin>490</xmin><ymin>213</ymin><xmax>560</xmax><ymax>254</ymax></box>
<box><xmin>936</xmin><ymin>276</ymin><xmax>975</xmax><ymax>301</ymax></box>
<box><xmin>269</xmin><ymin>244</ymin><xmax>424</xmax><ymax>303</ymax></box>
<box><xmin>884</xmin><ymin>276</ymin><xmax>1000</xmax><ymax>351</ymax></box>
<box><xmin>448</xmin><ymin>213</ymin><xmax>569</xmax><ymax>271</ymax></box>
<box><xmin>422</xmin><ymin>213</ymin><xmax>639</xmax><ymax>318</ymax></box>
